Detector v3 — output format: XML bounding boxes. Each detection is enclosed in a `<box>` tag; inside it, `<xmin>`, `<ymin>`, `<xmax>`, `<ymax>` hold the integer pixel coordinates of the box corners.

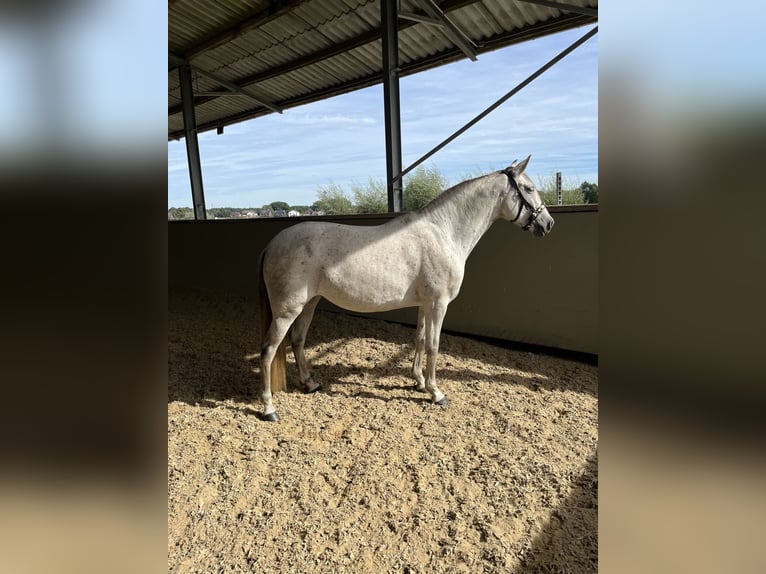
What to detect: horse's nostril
<box><xmin>547</xmin><ymin>219</ymin><xmax>554</xmax><ymax>231</ymax></box>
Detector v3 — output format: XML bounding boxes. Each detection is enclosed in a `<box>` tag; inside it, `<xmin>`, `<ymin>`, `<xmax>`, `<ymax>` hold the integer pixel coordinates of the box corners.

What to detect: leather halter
<box><xmin>501</xmin><ymin>168</ymin><xmax>547</xmax><ymax>231</ymax></box>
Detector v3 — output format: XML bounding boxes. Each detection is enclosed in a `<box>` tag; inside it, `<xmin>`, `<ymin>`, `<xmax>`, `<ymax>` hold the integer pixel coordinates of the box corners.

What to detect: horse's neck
<box><xmin>419</xmin><ymin>173</ymin><xmax>505</xmax><ymax>259</ymax></box>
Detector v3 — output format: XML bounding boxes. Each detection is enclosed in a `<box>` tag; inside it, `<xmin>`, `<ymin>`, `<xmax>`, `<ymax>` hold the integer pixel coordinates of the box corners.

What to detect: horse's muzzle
<box><xmin>534</xmin><ymin>217</ymin><xmax>554</xmax><ymax>237</ymax></box>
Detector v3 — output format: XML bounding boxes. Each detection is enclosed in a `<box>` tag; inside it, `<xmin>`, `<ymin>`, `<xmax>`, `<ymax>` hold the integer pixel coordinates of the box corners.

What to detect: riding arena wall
<box><xmin>168</xmin><ymin>205</ymin><xmax>597</xmax><ymax>355</ymax></box>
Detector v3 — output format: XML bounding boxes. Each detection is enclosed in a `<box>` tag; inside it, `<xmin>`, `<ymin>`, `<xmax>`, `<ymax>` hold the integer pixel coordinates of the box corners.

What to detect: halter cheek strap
<box><xmin>509</xmin><ymin>191</ymin><xmax>524</xmax><ymax>223</ymax></box>
<box><xmin>501</xmin><ymin>168</ymin><xmax>546</xmax><ymax>231</ymax></box>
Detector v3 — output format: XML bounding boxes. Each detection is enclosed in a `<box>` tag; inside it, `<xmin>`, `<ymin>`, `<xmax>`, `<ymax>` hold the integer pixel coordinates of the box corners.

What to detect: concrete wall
<box><xmin>169</xmin><ymin>206</ymin><xmax>597</xmax><ymax>354</ymax></box>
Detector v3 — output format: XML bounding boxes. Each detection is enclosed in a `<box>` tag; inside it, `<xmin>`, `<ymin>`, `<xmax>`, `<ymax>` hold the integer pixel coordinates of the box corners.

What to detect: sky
<box><xmin>168</xmin><ymin>26</ymin><xmax>598</xmax><ymax>210</ymax></box>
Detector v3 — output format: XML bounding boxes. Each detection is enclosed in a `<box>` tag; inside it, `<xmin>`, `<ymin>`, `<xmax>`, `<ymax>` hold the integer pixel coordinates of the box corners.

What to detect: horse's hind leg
<box><xmin>412</xmin><ymin>307</ymin><xmax>427</xmax><ymax>392</ymax></box>
<box><xmin>290</xmin><ymin>296</ymin><xmax>321</xmax><ymax>393</ymax></box>
<box><xmin>261</xmin><ymin>314</ymin><xmax>297</xmax><ymax>420</ymax></box>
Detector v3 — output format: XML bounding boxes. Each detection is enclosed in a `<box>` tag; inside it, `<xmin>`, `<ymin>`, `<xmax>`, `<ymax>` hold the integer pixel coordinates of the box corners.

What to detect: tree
<box><xmin>352</xmin><ymin>178</ymin><xmax>387</xmax><ymax>214</ymax></box>
<box><xmin>539</xmin><ymin>187</ymin><xmax>585</xmax><ymax>205</ymax></box>
<box><xmin>580</xmin><ymin>181</ymin><xmax>598</xmax><ymax>204</ymax></box>
<box><xmin>314</xmin><ymin>183</ymin><xmax>354</xmax><ymax>215</ymax></box>
<box><xmin>270</xmin><ymin>201</ymin><xmax>290</xmax><ymax>212</ymax></box>
<box><xmin>403</xmin><ymin>165</ymin><xmax>447</xmax><ymax>211</ymax></box>
<box><xmin>536</xmin><ymin>173</ymin><xmax>584</xmax><ymax>205</ymax></box>
<box><xmin>209</xmin><ymin>207</ymin><xmax>239</xmax><ymax>219</ymax></box>
<box><xmin>168</xmin><ymin>207</ymin><xmax>193</xmax><ymax>220</ymax></box>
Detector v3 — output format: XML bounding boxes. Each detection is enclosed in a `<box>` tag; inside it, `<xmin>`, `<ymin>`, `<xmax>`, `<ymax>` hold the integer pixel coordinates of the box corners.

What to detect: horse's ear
<box><xmin>510</xmin><ymin>154</ymin><xmax>531</xmax><ymax>176</ymax></box>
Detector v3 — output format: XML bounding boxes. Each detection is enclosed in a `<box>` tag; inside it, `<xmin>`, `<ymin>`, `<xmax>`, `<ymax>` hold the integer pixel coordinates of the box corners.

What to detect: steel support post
<box><xmin>381</xmin><ymin>0</ymin><xmax>403</xmax><ymax>213</ymax></box>
<box><xmin>178</xmin><ymin>64</ymin><xmax>207</xmax><ymax>220</ymax></box>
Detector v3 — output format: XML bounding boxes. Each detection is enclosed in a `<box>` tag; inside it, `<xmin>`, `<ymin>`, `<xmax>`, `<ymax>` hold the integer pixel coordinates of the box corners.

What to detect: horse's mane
<box><xmin>417</xmin><ymin>172</ymin><xmax>502</xmax><ymax>219</ymax></box>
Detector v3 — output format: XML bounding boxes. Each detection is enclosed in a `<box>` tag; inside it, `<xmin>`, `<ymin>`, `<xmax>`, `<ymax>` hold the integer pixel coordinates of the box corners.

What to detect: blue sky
<box><xmin>168</xmin><ymin>26</ymin><xmax>598</xmax><ymax>209</ymax></box>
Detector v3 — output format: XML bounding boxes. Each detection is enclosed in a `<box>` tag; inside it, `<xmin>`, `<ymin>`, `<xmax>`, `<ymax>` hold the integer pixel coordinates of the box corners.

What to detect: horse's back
<box><xmin>265</xmin><ymin>220</ymin><xmax>371</xmax><ymax>261</ymax></box>
<box><xmin>263</xmin><ymin>218</ymin><xmax>447</xmax><ymax>313</ymax></box>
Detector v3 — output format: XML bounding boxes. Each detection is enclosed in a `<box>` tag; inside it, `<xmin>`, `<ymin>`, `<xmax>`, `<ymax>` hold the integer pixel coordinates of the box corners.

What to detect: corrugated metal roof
<box><xmin>168</xmin><ymin>0</ymin><xmax>597</xmax><ymax>140</ymax></box>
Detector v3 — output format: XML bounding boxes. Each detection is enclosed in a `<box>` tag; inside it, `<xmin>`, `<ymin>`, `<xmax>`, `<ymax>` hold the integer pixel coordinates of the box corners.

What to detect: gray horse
<box><xmin>258</xmin><ymin>156</ymin><xmax>554</xmax><ymax>421</ymax></box>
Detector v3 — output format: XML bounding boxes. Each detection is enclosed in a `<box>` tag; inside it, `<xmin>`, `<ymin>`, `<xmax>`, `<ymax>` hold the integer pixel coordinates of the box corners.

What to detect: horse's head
<box><xmin>499</xmin><ymin>155</ymin><xmax>554</xmax><ymax>237</ymax></box>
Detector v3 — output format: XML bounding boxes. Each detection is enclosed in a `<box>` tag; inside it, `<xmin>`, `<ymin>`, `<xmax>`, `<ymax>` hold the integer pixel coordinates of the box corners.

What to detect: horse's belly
<box><xmin>320</xmin><ymin>261</ymin><xmax>419</xmax><ymax>313</ymax></box>
<box><xmin>324</xmin><ymin>292</ymin><xmax>417</xmax><ymax>313</ymax></box>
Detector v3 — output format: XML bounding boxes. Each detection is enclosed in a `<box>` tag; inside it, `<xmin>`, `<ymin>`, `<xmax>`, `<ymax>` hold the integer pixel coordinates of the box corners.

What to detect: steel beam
<box><xmin>413</xmin><ymin>0</ymin><xmax>477</xmax><ymax>61</ymax></box>
<box><xmin>381</xmin><ymin>0</ymin><xmax>403</xmax><ymax>213</ymax></box>
<box><xmin>399</xmin><ymin>11</ymin><xmax>442</xmax><ymax>26</ymax></box>
<box><xmin>178</xmin><ymin>64</ymin><xmax>207</xmax><ymax>220</ymax></box>
<box><xmin>518</xmin><ymin>0</ymin><xmax>598</xmax><ymax>18</ymax></box>
<box><xmin>186</xmin><ymin>63</ymin><xmax>282</xmax><ymax>114</ymax></box>
<box><xmin>170</xmin><ymin>52</ymin><xmax>282</xmax><ymax>114</ymax></box>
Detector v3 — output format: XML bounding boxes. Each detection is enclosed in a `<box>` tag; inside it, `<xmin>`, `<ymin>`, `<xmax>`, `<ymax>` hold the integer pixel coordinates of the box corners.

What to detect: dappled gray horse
<box><xmin>257</xmin><ymin>155</ymin><xmax>554</xmax><ymax>421</ymax></box>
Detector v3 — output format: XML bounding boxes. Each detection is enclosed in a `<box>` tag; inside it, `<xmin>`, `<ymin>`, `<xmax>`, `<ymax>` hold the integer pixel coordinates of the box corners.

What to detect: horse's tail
<box><xmin>258</xmin><ymin>250</ymin><xmax>287</xmax><ymax>393</ymax></box>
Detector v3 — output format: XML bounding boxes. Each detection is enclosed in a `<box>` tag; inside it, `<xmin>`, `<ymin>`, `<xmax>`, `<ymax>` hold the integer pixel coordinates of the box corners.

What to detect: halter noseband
<box><xmin>501</xmin><ymin>168</ymin><xmax>547</xmax><ymax>231</ymax></box>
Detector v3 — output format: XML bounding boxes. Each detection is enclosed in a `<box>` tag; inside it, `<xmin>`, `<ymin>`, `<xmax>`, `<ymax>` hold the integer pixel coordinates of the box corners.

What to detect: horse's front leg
<box><xmin>412</xmin><ymin>307</ymin><xmax>427</xmax><ymax>392</ymax></box>
<box><xmin>424</xmin><ymin>300</ymin><xmax>449</xmax><ymax>406</ymax></box>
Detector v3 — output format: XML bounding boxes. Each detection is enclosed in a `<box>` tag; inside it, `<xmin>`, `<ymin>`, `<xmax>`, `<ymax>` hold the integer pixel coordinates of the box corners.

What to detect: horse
<box><xmin>257</xmin><ymin>155</ymin><xmax>554</xmax><ymax>421</ymax></box>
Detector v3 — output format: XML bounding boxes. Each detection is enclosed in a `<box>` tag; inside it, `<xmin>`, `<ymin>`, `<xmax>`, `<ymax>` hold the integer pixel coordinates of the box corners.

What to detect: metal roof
<box><xmin>168</xmin><ymin>0</ymin><xmax>597</xmax><ymax>140</ymax></box>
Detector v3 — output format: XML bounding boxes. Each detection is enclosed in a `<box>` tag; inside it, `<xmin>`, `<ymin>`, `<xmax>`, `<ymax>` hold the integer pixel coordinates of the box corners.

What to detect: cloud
<box><xmin>283</xmin><ymin>113</ymin><xmax>377</xmax><ymax>126</ymax></box>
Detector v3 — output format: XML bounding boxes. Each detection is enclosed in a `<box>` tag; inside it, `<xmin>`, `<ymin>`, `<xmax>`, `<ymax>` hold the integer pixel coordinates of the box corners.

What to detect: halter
<box><xmin>501</xmin><ymin>168</ymin><xmax>547</xmax><ymax>231</ymax></box>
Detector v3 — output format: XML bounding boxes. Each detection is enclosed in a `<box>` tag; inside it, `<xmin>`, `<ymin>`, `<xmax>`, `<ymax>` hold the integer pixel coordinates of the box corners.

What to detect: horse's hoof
<box><xmin>414</xmin><ymin>384</ymin><xmax>427</xmax><ymax>393</ymax></box>
<box><xmin>259</xmin><ymin>412</ymin><xmax>280</xmax><ymax>422</ymax></box>
<box><xmin>435</xmin><ymin>396</ymin><xmax>450</xmax><ymax>406</ymax></box>
<box><xmin>306</xmin><ymin>384</ymin><xmax>322</xmax><ymax>394</ymax></box>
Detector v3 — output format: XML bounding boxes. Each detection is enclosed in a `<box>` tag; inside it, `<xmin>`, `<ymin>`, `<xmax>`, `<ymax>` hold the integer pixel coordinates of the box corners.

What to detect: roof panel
<box><xmin>170</xmin><ymin>0</ymin><xmax>272</xmax><ymax>53</ymax></box>
<box><xmin>399</xmin><ymin>22</ymin><xmax>452</xmax><ymax>63</ymax></box>
<box><xmin>169</xmin><ymin>0</ymin><xmax>597</xmax><ymax>140</ymax></box>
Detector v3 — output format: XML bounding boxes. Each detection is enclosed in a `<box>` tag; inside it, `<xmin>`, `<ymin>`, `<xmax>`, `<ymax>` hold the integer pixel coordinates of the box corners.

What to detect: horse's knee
<box><xmin>261</xmin><ymin>343</ymin><xmax>274</xmax><ymax>360</ymax></box>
